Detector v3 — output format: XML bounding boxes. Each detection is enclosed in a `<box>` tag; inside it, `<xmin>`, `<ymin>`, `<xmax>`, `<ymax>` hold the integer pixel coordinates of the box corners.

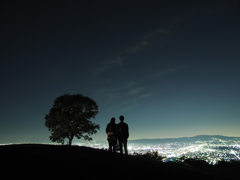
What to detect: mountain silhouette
<box><xmin>128</xmin><ymin>135</ymin><xmax>240</xmax><ymax>144</ymax></box>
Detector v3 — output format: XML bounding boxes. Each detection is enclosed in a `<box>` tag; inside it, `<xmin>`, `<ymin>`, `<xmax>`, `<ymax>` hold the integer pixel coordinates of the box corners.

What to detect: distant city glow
<box><xmin>2</xmin><ymin>137</ymin><xmax>240</xmax><ymax>165</ymax></box>
<box><xmin>77</xmin><ymin>138</ymin><xmax>240</xmax><ymax>165</ymax></box>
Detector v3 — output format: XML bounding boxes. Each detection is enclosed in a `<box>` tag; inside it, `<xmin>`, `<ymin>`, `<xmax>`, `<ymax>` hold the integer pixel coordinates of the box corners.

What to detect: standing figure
<box><xmin>106</xmin><ymin>117</ymin><xmax>117</xmax><ymax>153</ymax></box>
<box><xmin>116</xmin><ymin>115</ymin><xmax>129</xmax><ymax>155</ymax></box>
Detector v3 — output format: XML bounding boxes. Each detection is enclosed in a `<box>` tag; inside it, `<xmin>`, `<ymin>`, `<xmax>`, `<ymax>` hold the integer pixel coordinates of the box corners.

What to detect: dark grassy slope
<box><xmin>0</xmin><ymin>144</ymin><xmax>238</xmax><ymax>180</ymax></box>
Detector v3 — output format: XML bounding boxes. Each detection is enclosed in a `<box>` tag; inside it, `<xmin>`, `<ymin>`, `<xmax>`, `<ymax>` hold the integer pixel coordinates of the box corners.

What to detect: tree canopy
<box><xmin>44</xmin><ymin>94</ymin><xmax>100</xmax><ymax>145</ymax></box>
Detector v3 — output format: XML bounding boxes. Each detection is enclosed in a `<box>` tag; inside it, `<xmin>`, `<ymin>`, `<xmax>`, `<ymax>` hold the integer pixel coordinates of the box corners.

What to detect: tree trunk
<box><xmin>68</xmin><ymin>137</ymin><xmax>73</xmax><ymax>145</ymax></box>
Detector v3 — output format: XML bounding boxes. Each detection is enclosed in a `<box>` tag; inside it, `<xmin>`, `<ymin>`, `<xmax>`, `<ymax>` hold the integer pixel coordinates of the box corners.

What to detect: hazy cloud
<box><xmin>95</xmin><ymin>87</ymin><xmax>122</xmax><ymax>105</ymax></box>
<box><xmin>126</xmin><ymin>28</ymin><xmax>169</xmax><ymax>53</ymax></box>
<box><xmin>92</xmin><ymin>55</ymin><xmax>122</xmax><ymax>76</ymax></box>
<box><xmin>152</xmin><ymin>65</ymin><xmax>187</xmax><ymax>78</ymax></box>
<box><xmin>129</xmin><ymin>87</ymin><xmax>143</xmax><ymax>95</ymax></box>
<box><xmin>91</xmin><ymin>28</ymin><xmax>170</xmax><ymax>76</ymax></box>
<box><xmin>138</xmin><ymin>94</ymin><xmax>152</xmax><ymax>99</ymax></box>
<box><xmin>126</xmin><ymin>81</ymin><xmax>135</xmax><ymax>87</ymax></box>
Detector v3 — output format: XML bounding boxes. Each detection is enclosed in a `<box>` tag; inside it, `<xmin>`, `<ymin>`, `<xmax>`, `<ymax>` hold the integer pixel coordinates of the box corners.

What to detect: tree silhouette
<box><xmin>44</xmin><ymin>94</ymin><xmax>100</xmax><ymax>145</ymax></box>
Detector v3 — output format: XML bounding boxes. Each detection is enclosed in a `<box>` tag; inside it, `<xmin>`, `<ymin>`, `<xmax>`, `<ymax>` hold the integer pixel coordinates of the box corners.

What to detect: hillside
<box><xmin>0</xmin><ymin>144</ymin><xmax>238</xmax><ymax>179</ymax></box>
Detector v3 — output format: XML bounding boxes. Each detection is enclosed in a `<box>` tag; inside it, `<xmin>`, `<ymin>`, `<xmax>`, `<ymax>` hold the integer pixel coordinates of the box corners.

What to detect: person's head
<box><xmin>110</xmin><ymin>117</ymin><xmax>115</xmax><ymax>123</ymax></box>
<box><xmin>119</xmin><ymin>115</ymin><xmax>124</xmax><ymax>122</ymax></box>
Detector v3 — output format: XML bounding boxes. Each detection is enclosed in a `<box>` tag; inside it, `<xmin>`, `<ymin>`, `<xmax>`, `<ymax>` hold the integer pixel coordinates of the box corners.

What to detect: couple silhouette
<box><xmin>106</xmin><ymin>115</ymin><xmax>129</xmax><ymax>155</ymax></box>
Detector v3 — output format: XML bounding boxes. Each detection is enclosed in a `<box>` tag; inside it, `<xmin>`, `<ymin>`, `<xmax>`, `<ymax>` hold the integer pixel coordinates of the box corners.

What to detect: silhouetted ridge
<box><xmin>129</xmin><ymin>135</ymin><xmax>240</xmax><ymax>144</ymax></box>
<box><xmin>0</xmin><ymin>144</ymin><xmax>238</xmax><ymax>179</ymax></box>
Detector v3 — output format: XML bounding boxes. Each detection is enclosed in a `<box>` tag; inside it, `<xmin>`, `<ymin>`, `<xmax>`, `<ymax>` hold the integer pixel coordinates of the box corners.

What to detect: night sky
<box><xmin>1</xmin><ymin>0</ymin><xmax>240</xmax><ymax>144</ymax></box>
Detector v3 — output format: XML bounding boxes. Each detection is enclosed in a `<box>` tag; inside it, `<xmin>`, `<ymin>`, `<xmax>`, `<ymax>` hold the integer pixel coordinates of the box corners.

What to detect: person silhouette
<box><xmin>116</xmin><ymin>115</ymin><xmax>129</xmax><ymax>155</ymax></box>
<box><xmin>106</xmin><ymin>117</ymin><xmax>117</xmax><ymax>153</ymax></box>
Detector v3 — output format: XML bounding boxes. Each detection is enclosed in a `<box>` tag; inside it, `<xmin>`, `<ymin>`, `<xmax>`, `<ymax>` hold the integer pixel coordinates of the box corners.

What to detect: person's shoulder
<box><xmin>117</xmin><ymin>122</ymin><xmax>123</xmax><ymax>126</ymax></box>
<box><xmin>120</xmin><ymin>122</ymin><xmax>128</xmax><ymax>126</ymax></box>
<box><xmin>107</xmin><ymin>123</ymin><xmax>113</xmax><ymax>127</ymax></box>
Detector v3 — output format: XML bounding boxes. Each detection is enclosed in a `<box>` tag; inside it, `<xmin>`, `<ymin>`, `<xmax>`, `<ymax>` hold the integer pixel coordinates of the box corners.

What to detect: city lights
<box><xmin>79</xmin><ymin>137</ymin><xmax>240</xmax><ymax>165</ymax></box>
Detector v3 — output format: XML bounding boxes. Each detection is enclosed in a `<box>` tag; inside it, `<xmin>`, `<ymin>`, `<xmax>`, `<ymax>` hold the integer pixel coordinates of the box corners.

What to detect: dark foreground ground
<box><xmin>0</xmin><ymin>144</ymin><xmax>239</xmax><ymax>180</ymax></box>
